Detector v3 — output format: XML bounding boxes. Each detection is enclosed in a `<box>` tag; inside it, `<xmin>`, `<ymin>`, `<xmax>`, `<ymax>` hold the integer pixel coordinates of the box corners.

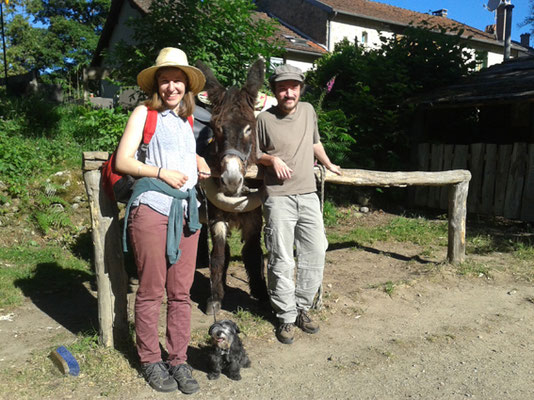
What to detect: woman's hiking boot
<box><xmin>141</xmin><ymin>361</ymin><xmax>177</xmax><ymax>393</ymax></box>
<box><xmin>168</xmin><ymin>363</ymin><xmax>200</xmax><ymax>394</ymax></box>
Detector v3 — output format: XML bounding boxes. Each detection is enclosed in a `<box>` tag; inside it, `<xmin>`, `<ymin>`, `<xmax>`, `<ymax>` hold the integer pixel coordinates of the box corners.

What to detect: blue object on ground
<box><xmin>49</xmin><ymin>346</ymin><xmax>80</xmax><ymax>376</ymax></box>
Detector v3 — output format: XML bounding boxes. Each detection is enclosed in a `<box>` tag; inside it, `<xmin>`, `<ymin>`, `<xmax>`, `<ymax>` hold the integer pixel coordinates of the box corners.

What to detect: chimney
<box><xmin>521</xmin><ymin>33</ymin><xmax>531</xmax><ymax>48</ymax></box>
<box><xmin>432</xmin><ymin>9</ymin><xmax>448</xmax><ymax>18</ymax></box>
<box><xmin>485</xmin><ymin>24</ymin><xmax>496</xmax><ymax>34</ymax></box>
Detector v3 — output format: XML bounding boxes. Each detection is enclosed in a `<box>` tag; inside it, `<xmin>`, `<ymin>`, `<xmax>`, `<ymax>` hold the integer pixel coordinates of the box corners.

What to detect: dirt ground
<box><xmin>1</xmin><ymin>211</ymin><xmax>534</xmax><ymax>400</ymax></box>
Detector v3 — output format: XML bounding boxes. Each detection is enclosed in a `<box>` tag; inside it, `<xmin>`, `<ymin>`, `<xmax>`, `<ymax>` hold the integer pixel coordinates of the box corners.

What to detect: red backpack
<box><xmin>101</xmin><ymin>108</ymin><xmax>194</xmax><ymax>203</ymax></box>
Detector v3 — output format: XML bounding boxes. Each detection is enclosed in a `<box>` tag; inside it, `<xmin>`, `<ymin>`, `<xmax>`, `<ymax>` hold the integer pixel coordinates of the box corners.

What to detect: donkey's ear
<box><xmin>243</xmin><ymin>58</ymin><xmax>265</xmax><ymax>100</ymax></box>
<box><xmin>195</xmin><ymin>60</ymin><xmax>226</xmax><ymax>106</ymax></box>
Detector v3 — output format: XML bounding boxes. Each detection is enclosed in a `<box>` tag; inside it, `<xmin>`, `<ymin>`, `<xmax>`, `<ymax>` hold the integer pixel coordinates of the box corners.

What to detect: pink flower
<box><xmin>326</xmin><ymin>76</ymin><xmax>337</xmax><ymax>93</ymax></box>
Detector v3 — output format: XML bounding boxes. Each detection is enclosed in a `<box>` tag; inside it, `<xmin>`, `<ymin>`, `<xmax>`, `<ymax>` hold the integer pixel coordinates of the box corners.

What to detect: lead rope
<box><xmin>313</xmin><ymin>165</ymin><xmax>326</xmax><ymax>310</ymax></box>
<box><xmin>317</xmin><ymin>164</ymin><xmax>326</xmax><ymax>212</ymax></box>
<box><xmin>197</xmin><ymin>182</ymin><xmax>218</xmax><ymax>324</ymax></box>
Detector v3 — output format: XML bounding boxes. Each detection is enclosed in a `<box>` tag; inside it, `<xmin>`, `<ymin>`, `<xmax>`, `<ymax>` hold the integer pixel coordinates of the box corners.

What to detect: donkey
<box><xmin>195</xmin><ymin>59</ymin><xmax>268</xmax><ymax>315</ymax></box>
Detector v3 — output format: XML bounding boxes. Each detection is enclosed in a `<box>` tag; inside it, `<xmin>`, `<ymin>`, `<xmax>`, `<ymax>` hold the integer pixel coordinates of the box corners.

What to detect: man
<box><xmin>255</xmin><ymin>64</ymin><xmax>341</xmax><ymax>344</ymax></box>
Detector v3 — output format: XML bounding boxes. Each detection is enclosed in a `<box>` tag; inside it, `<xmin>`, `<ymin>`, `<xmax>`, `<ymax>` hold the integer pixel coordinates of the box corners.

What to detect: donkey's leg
<box><xmin>207</xmin><ymin>219</ymin><xmax>229</xmax><ymax>315</ymax></box>
<box><xmin>240</xmin><ymin>208</ymin><xmax>268</xmax><ymax>303</ymax></box>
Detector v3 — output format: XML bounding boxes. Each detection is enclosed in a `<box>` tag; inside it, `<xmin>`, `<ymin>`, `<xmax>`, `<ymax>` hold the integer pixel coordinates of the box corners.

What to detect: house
<box><xmin>256</xmin><ymin>0</ymin><xmax>533</xmax><ymax>69</ymax></box>
<box><xmin>90</xmin><ymin>0</ymin><xmax>326</xmax><ymax>99</ymax></box>
<box><xmin>91</xmin><ymin>0</ymin><xmax>533</xmax><ymax>100</ymax></box>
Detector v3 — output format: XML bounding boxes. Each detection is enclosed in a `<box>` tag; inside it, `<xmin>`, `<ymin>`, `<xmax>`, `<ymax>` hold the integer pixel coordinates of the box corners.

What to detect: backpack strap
<box><xmin>137</xmin><ymin>108</ymin><xmax>158</xmax><ymax>163</ymax></box>
<box><xmin>143</xmin><ymin>109</ymin><xmax>193</xmax><ymax>142</ymax></box>
<box><xmin>139</xmin><ymin>110</ymin><xmax>194</xmax><ymax>162</ymax></box>
<box><xmin>142</xmin><ymin>108</ymin><xmax>159</xmax><ymax>144</ymax></box>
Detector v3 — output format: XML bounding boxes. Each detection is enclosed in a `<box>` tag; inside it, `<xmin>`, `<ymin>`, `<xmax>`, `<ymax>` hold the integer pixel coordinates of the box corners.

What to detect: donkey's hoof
<box><xmin>206</xmin><ymin>299</ymin><xmax>221</xmax><ymax>316</ymax></box>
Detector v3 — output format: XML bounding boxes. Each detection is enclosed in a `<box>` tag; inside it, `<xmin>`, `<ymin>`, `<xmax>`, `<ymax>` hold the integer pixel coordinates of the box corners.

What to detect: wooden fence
<box><xmin>414</xmin><ymin>143</ymin><xmax>534</xmax><ymax>221</ymax></box>
<box><xmin>83</xmin><ymin>151</ymin><xmax>472</xmax><ymax>346</ymax></box>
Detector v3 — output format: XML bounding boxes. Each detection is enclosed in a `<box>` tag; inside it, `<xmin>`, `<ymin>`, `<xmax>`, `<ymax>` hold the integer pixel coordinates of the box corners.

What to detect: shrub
<box><xmin>62</xmin><ymin>105</ymin><xmax>130</xmax><ymax>152</ymax></box>
<box><xmin>306</xmin><ymin>25</ymin><xmax>478</xmax><ymax>170</ymax></box>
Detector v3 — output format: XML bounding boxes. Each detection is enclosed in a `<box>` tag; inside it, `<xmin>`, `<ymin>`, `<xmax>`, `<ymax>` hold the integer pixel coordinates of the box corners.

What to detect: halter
<box><xmin>221</xmin><ymin>148</ymin><xmax>250</xmax><ymax>163</ymax></box>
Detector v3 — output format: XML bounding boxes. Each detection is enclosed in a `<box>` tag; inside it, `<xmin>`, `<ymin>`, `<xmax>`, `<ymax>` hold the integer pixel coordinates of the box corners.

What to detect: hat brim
<box><xmin>137</xmin><ymin>63</ymin><xmax>206</xmax><ymax>96</ymax></box>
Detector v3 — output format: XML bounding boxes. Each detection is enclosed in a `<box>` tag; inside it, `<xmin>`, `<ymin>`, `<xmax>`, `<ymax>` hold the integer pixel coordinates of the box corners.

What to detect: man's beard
<box><xmin>279</xmin><ymin>97</ymin><xmax>298</xmax><ymax>113</ymax></box>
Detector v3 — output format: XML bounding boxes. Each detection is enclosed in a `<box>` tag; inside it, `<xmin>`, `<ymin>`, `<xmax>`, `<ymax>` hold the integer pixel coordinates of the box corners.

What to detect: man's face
<box><xmin>274</xmin><ymin>80</ymin><xmax>301</xmax><ymax>115</ymax></box>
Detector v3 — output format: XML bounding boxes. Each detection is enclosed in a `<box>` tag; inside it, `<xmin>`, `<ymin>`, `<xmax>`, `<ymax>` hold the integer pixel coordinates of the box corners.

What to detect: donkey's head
<box><xmin>196</xmin><ymin>59</ymin><xmax>265</xmax><ymax>196</ymax></box>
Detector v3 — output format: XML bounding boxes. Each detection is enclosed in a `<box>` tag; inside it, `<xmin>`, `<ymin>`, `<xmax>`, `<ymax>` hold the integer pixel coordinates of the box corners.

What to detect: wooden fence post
<box><xmin>82</xmin><ymin>152</ymin><xmax>129</xmax><ymax>347</ymax></box>
<box><xmin>447</xmin><ymin>181</ymin><xmax>469</xmax><ymax>264</ymax></box>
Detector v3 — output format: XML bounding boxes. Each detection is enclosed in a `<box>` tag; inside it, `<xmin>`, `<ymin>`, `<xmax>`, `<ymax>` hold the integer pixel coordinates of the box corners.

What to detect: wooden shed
<box><xmin>411</xmin><ymin>56</ymin><xmax>534</xmax><ymax>221</ymax></box>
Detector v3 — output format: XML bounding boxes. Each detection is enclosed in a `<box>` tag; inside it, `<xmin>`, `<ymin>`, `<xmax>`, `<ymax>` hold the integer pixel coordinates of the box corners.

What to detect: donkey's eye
<box><xmin>243</xmin><ymin>124</ymin><xmax>251</xmax><ymax>137</ymax></box>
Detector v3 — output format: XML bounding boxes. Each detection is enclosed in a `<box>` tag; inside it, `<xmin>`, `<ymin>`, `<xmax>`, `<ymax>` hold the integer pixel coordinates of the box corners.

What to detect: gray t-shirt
<box><xmin>256</xmin><ymin>102</ymin><xmax>320</xmax><ymax>196</ymax></box>
<box><xmin>133</xmin><ymin>109</ymin><xmax>198</xmax><ymax>216</ymax></box>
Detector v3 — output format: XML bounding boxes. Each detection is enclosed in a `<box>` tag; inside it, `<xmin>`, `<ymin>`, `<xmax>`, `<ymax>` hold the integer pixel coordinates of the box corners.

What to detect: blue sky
<box><xmin>375</xmin><ymin>0</ymin><xmax>531</xmax><ymax>43</ymax></box>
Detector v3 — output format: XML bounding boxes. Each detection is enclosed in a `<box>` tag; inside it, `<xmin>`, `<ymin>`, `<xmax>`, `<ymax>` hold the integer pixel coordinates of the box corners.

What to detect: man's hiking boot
<box><xmin>141</xmin><ymin>361</ymin><xmax>177</xmax><ymax>393</ymax></box>
<box><xmin>296</xmin><ymin>309</ymin><xmax>320</xmax><ymax>334</ymax></box>
<box><xmin>168</xmin><ymin>363</ymin><xmax>200</xmax><ymax>394</ymax></box>
<box><xmin>276</xmin><ymin>322</ymin><xmax>295</xmax><ymax>344</ymax></box>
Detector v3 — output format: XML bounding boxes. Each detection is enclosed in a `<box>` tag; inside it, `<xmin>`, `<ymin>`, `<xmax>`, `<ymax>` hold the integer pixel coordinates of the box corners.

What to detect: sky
<box><xmin>375</xmin><ymin>0</ymin><xmax>531</xmax><ymax>43</ymax></box>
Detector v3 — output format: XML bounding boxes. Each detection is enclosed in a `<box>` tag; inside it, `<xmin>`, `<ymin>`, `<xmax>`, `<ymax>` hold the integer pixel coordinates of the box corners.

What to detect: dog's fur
<box><xmin>207</xmin><ymin>319</ymin><xmax>250</xmax><ymax>380</ymax></box>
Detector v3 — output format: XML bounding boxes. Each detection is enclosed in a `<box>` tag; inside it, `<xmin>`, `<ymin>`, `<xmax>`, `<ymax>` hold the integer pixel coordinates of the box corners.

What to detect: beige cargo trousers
<box><xmin>263</xmin><ymin>192</ymin><xmax>328</xmax><ymax>323</ymax></box>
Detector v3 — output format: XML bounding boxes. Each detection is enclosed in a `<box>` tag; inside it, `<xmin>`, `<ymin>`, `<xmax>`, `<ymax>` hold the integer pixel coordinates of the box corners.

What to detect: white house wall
<box><xmin>329</xmin><ymin>19</ymin><xmax>513</xmax><ymax>70</ymax></box>
<box><xmin>487</xmin><ymin>51</ymin><xmax>504</xmax><ymax>67</ymax></box>
<box><xmin>329</xmin><ymin>20</ymin><xmax>394</xmax><ymax>50</ymax></box>
<box><xmin>285</xmin><ymin>59</ymin><xmax>315</xmax><ymax>72</ymax></box>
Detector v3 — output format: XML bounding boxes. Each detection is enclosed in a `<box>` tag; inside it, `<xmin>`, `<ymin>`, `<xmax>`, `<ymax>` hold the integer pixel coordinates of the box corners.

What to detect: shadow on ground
<box><xmin>14</xmin><ymin>262</ymin><xmax>98</xmax><ymax>335</ymax></box>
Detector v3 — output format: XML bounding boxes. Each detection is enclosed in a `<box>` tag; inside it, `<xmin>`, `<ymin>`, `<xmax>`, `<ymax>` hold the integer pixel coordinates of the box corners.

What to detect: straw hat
<box><xmin>137</xmin><ymin>47</ymin><xmax>206</xmax><ymax>95</ymax></box>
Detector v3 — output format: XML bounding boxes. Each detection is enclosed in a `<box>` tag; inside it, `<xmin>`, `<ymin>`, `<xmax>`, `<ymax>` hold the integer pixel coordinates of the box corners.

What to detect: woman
<box><xmin>115</xmin><ymin>47</ymin><xmax>210</xmax><ymax>394</ymax></box>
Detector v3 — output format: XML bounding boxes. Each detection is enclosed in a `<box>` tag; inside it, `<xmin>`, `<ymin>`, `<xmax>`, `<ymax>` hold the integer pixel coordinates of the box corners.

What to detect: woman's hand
<box><xmin>196</xmin><ymin>155</ymin><xmax>211</xmax><ymax>180</ymax></box>
<box><xmin>159</xmin><ymin>168</ymin><xmax>188</xmax><ymax>189</ymax></box>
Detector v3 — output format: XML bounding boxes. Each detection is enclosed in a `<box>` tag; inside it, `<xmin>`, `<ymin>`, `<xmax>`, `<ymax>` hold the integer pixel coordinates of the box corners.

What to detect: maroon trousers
<box><xmin>128</xmin><ymin>204</ymin><xmax>199</xmax><ymax>366</ymax></box>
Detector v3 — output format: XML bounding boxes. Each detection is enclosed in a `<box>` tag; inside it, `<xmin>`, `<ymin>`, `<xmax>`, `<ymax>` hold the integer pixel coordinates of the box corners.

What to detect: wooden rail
<box><xmin>246</xmin><ymin>164</ymin><xmax>471</xmax><ymax>264</ymax></box>
<box><xmin>82</xmin><ymin>151</ymin><xmax>471</xmax><ymax>346</ymax></box>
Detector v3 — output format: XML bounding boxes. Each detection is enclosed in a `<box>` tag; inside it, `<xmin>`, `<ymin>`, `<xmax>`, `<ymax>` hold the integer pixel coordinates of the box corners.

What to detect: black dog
<box><xmin>207</xmin><ymin>319</ymin><xmax>251</xmax><ymax>381</ymax></box>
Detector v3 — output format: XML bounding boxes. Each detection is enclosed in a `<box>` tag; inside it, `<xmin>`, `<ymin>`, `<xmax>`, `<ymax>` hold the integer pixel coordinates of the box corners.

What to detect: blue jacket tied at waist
<box><xmin>122</xmin><ymin>177</ymin><xmax>201</xmax><ymax>264</ymax></box>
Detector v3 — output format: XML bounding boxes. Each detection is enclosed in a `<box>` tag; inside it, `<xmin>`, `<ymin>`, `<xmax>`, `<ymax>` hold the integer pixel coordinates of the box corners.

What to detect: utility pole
<box><xmin>0</xmin><ymin>0</ymin><xmax>8</xmax><ymax>89</ymax></box>
<box><xmin>502</xmin><ymin>1</ymin><xmax>514</xmax><ymax>60</ymax></box>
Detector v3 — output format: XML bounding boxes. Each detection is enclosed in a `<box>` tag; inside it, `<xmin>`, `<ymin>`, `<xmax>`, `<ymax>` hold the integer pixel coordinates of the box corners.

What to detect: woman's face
<box><xmin>157</xmin><ymin>68</ymin><xmax>188</xmax><ymax>111</ymax></box>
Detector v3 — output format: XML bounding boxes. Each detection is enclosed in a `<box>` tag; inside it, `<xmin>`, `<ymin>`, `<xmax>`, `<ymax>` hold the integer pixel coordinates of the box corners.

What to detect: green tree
<box><xmin>109</xmin><ymin>0</ymin><xmax>283</xmax><ymax>88</ymax></box>
<box><xmin>1</xmin><ymin>0</ymin><xmax>109</xmax><ymax>81</ymax></box>
<box><xmin>306</xmin><ymin>25</ymin><xmax>477</xmax><ymax>170</ymax></box>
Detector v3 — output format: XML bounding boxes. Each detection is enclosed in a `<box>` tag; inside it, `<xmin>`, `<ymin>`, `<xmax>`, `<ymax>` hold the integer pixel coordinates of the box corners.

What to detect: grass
<box><xmin>512</xmin><ymin>240</ymin><xmax>534</xmax><ymax>261</ymax></box>
<box><xmin>0</xmin><ymin>244</ymin><xmax>92</xmax><ymax>309</ymax></box>
<box><xmin>327</xmin><ymin>215</ymin><xmax>449</xmax><ymax>248</ymax></box>
<box><xmin>233</xmin><ymin>307</ymin><xmax>272</xmax><ymax>338</ymax></box>
<box><xmin>0</xmin><ymin>329</ymin><xmax>137</xmax><ymax>400</ymax></box>
<box><xmin>455</xmin><ymin>260</ymin><xmax>492</xmax><ymax>278</ymax></box>
<box><xmin>368</xmin><ymin>280</ymin><xmax>410</xmax><ymax>297</ymax></box>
